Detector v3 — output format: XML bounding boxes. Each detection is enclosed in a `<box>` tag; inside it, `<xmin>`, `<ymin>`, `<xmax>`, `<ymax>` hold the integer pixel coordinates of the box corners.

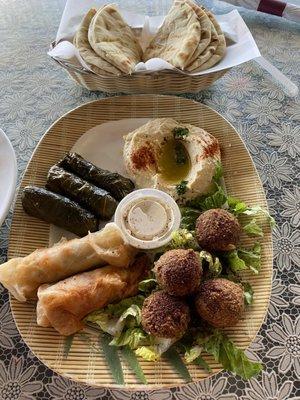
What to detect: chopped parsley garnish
<box><xmin>173</xmin><ymin>127</ymin><xmax>189</xmax><ymax>140</ymax></box>
<box><xmin>176</xmin><ymin>180</ymin><xmax>188</xmax><ymax>195</ymax></box>
<box><xmin>174</xmin><ymin>142</ymin><xmax>188</xmax><ymax>165</ymax></box>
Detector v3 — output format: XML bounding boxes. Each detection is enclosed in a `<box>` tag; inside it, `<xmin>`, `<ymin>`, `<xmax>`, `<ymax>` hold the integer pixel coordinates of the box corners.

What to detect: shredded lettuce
<box><xmin>167</xmin><ymin>229</ymin><xmax>199</xmax><ymax>250</ymax></box>
<box><xmin>199</xmin><ymin>250</ymin><xmax>222</xmax><ymax>277</ymax></box>
<box><xmin>187</xmin><ymin>183</ymin><xmax>227</xmax><ymax>211</ymax></box>
<box><xmin>238</xmin><ymin>243</ymin><xmax>261</xmax><ymax>274</ymax></box>
<box><xmin>228</xmin><ymin>197</ymin><xmax>275</xmax><ymax>227</ymax></box>
<box><xmin>110</xmin><ymin>327</ymin><xmax>146</xmax><ymax>349</ymax></box>
<box><xmin>196</xmin><ymin>330</ymin><xmax>263</xmax><ymax>379</ymax></box>
<box><xmin>242</xmin><ymin>282</ymin><xmax>254</xmax><ymax>305</ymax></box>
<box><xmin>226</xmin><ymin>243</ymin><xmax>261</xmax><ymax>275</ymax></box>
<box><xmin>135</xmin><ymin>346</ymin><xmax>160</xmax><ymax>362</ymax></box>
<box><xmin>180</xmin><ymin>207</ymin><xmax>200</xmax><ymax>231</ymax></box>
<box><xmin>135</xmin><ymin>338</ymin><xmax>175</xmax><ymax>361</ymax></box>
<box><xmin>243</xmin><ymin>218</ymin><xmax>264</xmax><ymax>237</ymax></box>
<box><xmin>85</xmin><ymin>296</ymin><xmax>144</xmax><ymax>336</ymax></box>
<box><xmin>138</xmin><ymin>278</ymin><xmax>157</xmax><ymax>294</ymax></box>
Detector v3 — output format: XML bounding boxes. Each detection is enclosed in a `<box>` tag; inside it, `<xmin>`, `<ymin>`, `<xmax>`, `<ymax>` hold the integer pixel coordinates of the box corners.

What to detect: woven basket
<box><xmin>69</xmin><ymin>69</ymin><xmax>228</xmax><ymax>94</ymax></box>
<box><xmin>54</xmin><ymin>57</ymin><xmax>229</xmax><ymax>94</ymax></box>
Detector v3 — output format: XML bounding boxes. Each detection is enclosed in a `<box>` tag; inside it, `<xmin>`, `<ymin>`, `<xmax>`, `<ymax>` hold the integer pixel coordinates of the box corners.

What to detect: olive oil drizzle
<box><xmin>158</xmin><ymin>139</ymin><xmax>191</xmax><ymax>183</ymax></box>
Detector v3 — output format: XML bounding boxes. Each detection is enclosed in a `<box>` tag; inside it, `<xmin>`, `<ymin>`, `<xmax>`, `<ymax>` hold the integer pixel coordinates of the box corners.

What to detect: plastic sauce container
<box><xmin>114</xmin><ymin>188</ymin><xmax>181</xmax><ymax>249</ymax></box>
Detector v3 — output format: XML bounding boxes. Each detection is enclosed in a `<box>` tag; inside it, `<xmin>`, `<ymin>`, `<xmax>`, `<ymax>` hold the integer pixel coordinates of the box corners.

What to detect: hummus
<box><xmin>123</xmin><ymin>118</ymin><xmax>221</xmax><ymax>200</ymax></box>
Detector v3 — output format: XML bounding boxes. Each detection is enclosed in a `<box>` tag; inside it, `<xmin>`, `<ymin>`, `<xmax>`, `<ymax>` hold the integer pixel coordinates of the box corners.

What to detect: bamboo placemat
<box><xmin>8</xmin><ymin>95</ymin><xmax>273</xmax><ymax>389</ymax></box>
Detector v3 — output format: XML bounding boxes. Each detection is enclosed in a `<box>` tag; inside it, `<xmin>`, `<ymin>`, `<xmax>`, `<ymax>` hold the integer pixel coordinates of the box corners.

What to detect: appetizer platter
<box><xmin>0</xmin><ymin>128</ymin><xmax>17</xmax><ymax>226</ymax></box>
<box><xmin>3</xmin><ymin>95</ymin><xmax>273</xmax><ymax>388</ymax></box>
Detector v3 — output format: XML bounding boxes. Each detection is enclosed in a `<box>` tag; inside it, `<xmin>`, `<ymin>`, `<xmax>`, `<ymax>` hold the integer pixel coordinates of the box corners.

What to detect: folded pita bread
<box><xmin>88</xmin><ymin>5</ymin><xmax>143</xmax><ymax>74</ymax></box>
<box><xmin>187</xmin><ymin>6</ymin><xmax>226</xmax><ymax>72</ymax></box>
<box><xmin>175</xmin><ymin>0</ymin><xmax>211</xmax><ymax>66</ymax></box>
<box><xmin>143</xmin><ymin>1</ymin><xmax>201</xmax><ymax>70</ymax></box>
<box><xmin>73</xmin><ymin>8</ymin><xmax>122</xmax><ymax>76</ymax></box>
<box><xmin>195</xmin><ymin>9</ymin><xmax>226</xmax><ymax>71</ymax></box>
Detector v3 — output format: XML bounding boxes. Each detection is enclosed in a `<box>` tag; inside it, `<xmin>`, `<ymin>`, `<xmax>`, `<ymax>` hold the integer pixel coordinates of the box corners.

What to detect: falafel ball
<box><xmin>196</xmin><ymin>208</ymin><xmax>241</xmax><ymax>251</ymax></box>
<box><xmin>154</xmin><ymin>249</ymin><xmax>202</xmax><ymax>296</ymax></box>
<box><xmin>141</xmin><ymin>291</ymin><xmax>190</xmax><ymax>338</ymax></box>
<box><xmin>195</xmin><ymin>278</ymin><xmax>244</xmax><ymax>328</ymax></box>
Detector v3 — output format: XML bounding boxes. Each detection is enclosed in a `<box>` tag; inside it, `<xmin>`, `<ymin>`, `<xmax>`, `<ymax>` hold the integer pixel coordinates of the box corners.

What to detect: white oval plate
<box><xmin>0</xmin><ymin>129</ymin><xmax>17</xmax><ymax>226</ymax></box>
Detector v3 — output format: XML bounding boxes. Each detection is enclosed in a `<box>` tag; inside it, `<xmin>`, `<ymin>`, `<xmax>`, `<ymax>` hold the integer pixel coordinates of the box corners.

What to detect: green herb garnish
<box><xmin>194</xmin><ymin>356</ymin><xmax>212</xmax><ymax>373</ymax></box>
<box><xmin>176</xmin><ymin>180</ymin><xmax>188</xmax><ymax>195</ymax></box>
<box><xmin>173</xmin><ymin>127</ymin><xmax>189</xmax><ymax>140</ymax></box>
<box><xmin>121</xmin><ymin>346</ymin><xmax>147</xmax><ymax>384</ymax></box>
<box><xmin>100</xmin><ymin>333</ymin><xmax>124</xmax><ymax>384</ymax></box>
<box><xmin>63</xmin><ymin>334</ymin><xmax>74</xmax><ymax>359</ymax></box>
<box><xmin>164</xmin><ymin>347</ymin><xmax>192</xmax><ymax>383</ymax></box>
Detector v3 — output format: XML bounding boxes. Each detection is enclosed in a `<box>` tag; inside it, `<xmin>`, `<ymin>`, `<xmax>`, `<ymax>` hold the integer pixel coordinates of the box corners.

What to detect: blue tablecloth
<box><xmin>0</xmin><ymin>0</ymin><xmax>299</xmax><ymax>398</ymax></box>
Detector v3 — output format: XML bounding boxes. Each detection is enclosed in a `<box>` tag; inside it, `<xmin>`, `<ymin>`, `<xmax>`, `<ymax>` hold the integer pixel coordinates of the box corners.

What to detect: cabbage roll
<box><xmin>22</xmin><ymin>186</ymin><xmax>98</xmax><ymax>236</ymax></box>
<box><xmin>36</xmin><ymin>255</ymin><xmax>149</xmax><ymax>336</ymax></box>
<box><xmin>46</xmin><ymin>166</ymin><xmax>118</xmax><ymax>220</ymax></box>
<box><xmin>58</xmin><ymin>152</ymin><xmax>135</xmax><ymax>200</ymax></box>
<box><xmin>0</xmin><ymin>223</ymin><xmax>136</xmax><ymax>302</ymax></box>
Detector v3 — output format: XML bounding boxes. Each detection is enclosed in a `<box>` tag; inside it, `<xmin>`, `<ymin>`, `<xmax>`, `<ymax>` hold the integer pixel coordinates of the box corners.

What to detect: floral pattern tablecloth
<box><xmin>0</xmin><ymin>0</ymin><xmax>299</xmax><ymax>399</ymax></box>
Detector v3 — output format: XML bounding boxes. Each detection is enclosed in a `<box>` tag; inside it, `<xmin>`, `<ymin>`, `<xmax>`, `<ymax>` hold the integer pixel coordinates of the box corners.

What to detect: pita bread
<box><xmin>187</xmin><ymin>5</ymin><xmax>226</xmax><ymax>72</ymax></box>
<box><xmin>73</xmin><ymin>9</ymin><xmax>122</xmax><ymax>76</ymax></box>
<box><xmin>195</xmin><ymin>9</ymin><xmax>226</xmax><ymax>71</ymax></box>
<box><xmin>175</xmin><ymin>0</ymin><xmax>211</xmax><ymax>65</ymax></box>
<box><xmin>88</xmin><ymin>5</ymin><xmax>143</xmax><ymax>74</ymax></box>
<box><xmin>143</xmin><ymin>1</ymin><xmax>201</xmax><ymax>70</ymax></box>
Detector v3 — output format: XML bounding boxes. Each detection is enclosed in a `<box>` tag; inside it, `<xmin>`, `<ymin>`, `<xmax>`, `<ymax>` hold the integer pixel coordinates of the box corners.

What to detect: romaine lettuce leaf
<box><xmin>135</xmin><ymin>337</ymin><xmax>175</xmax><ymax>361</ymax></box>
<box><xmin>187</xmin><ymin>183</ymin><xmax>227</xmax><ymax>211</ymax></box>
<box><xmin>197</xmin><ymin>330</ymin><xmax>262</xmax><ymax>379</ymax></box>
<box><xmin>243</xmin><ymin>218</ymin><xmax>264</xmax><ymax>237</ymax></box>
<box><xmin>228</xmin><ymin>198</ymin><xmax>275</xmax><ymax>227</ymax></box>
<box><xmin>242</xmin><ymin>282</ymin><xmax>254</xmax><ymax>305</ymax></box>
<box><xmin>85</xmin><ymin>296</ymin><xmax>144</xmax><ymax>336</ymax></box>
<box><xmin>104</xmin><ymin>295</ymin><xmax>145</xmax><ymax>317</ymax></box>
<box><xmin>135</xmin><ymin>346</ymin><xmax>160</xmax><ymax>361</ymax></box>
<box><xmin>238</xmin><ymin>242</ymin><xmax>261</xmax><ymax>274</ymax></box>
<box><xmin>110</xmin><ymin>327</ymin><xmax>147</xmax><ymax>349</ymax></box>
<box><xmin>226</xmin><ymin>243</ymin><xmax>261</xmax><ymax>274</ymax></box>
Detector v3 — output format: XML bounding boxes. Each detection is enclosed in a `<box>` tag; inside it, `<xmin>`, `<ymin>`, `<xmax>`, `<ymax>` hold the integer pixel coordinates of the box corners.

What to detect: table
<box><xmin>0</xmin><ymin>0</ymin><xmax>299</xmax><ymax>399</ymax></box>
